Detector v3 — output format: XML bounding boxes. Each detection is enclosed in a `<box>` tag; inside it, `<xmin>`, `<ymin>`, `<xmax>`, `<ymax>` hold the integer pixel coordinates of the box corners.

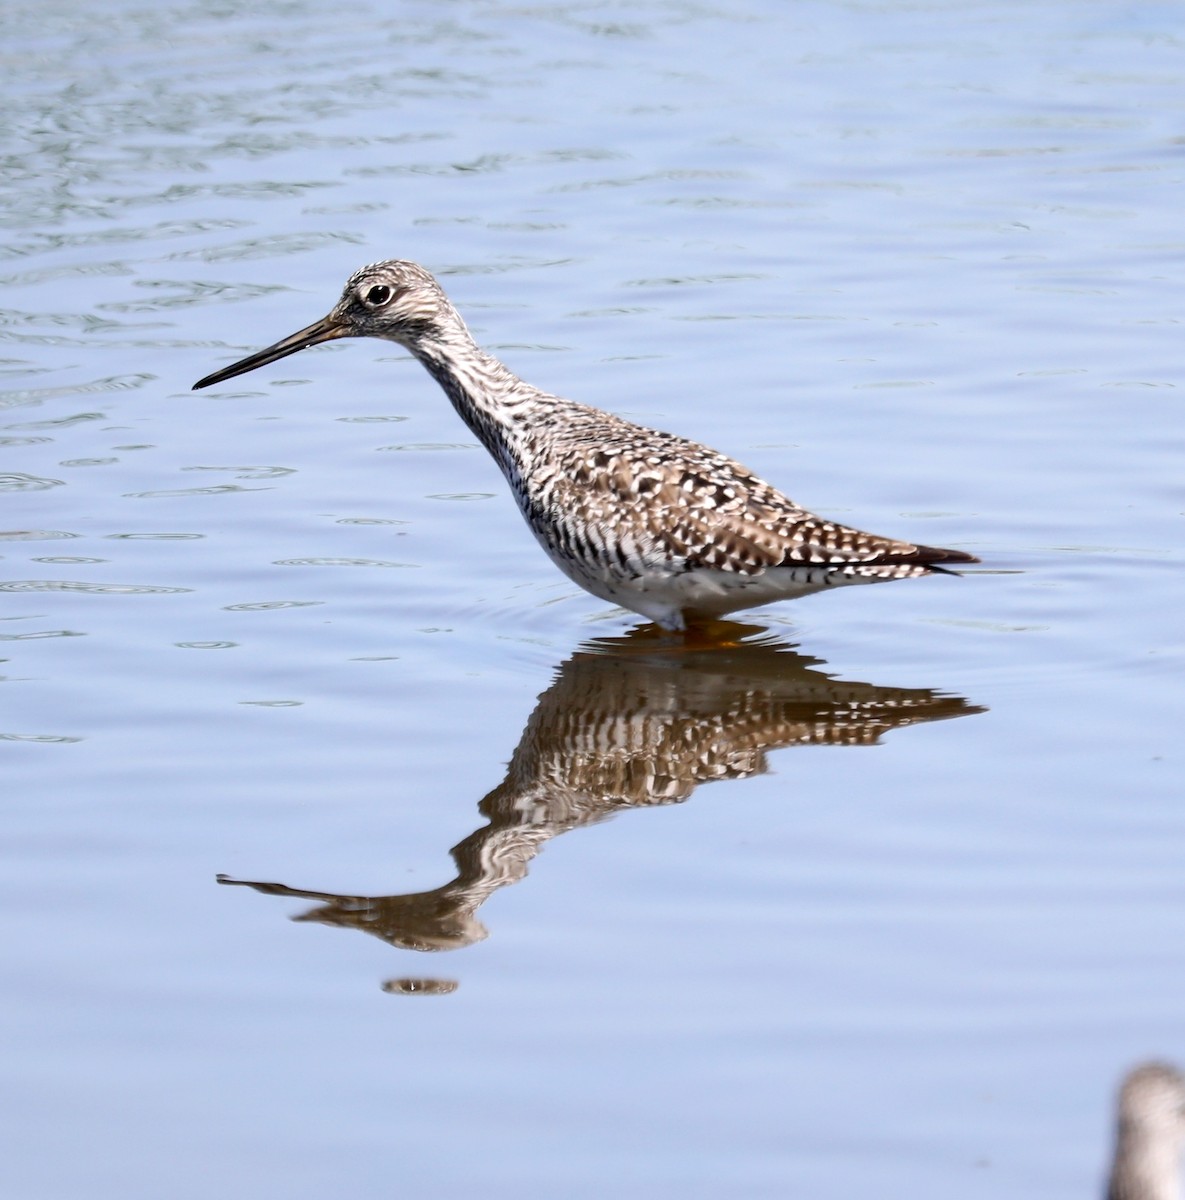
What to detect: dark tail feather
<box><xmin>869</xmin><ymin>543</ymin><xmax>980</xmax><ymax>573</ymax></box>
<box><xmin>911</xmin><ymin>543</ymin><xmax>979</xmax><ymax>574</ymax></box>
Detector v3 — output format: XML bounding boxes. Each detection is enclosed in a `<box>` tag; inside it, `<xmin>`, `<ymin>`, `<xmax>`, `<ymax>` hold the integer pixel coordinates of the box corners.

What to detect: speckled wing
<box><xmin>544</xmin><ymin>418</ymin><xmax>976</xmax><ymax>575</ymax></box>
<box><xmin>681</xmin><ymin>476</ymin><xmax>973</xmax><ymax>573</ymax></box>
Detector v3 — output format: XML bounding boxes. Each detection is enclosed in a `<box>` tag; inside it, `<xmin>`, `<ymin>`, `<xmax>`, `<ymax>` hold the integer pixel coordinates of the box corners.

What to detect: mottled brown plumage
<box><xmin>194</xmin><ymin>259</ymin><xmax>978</xmax><ymax>630</ymax></box>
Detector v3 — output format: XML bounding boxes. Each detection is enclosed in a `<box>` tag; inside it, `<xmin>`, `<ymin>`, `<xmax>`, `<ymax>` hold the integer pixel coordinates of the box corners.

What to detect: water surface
<box><xmin>3</xmin><ymin>2</ymin><xmax>1184</xmax><ymax>1197</ymax></box>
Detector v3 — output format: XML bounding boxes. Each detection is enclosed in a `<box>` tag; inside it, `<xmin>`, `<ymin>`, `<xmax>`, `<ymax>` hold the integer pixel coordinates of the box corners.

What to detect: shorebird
<box><xmin>1107</xmin><ymin>1062</ymin><xmax>1185</xmax><ymax>1200</ymax></box>
<box><xmin>194</xmin><ymin>260</ymin><xmax>978</xmax><ymax>630</ymax></box>
<box><xmin>219</xmin><ymin>628</ymin><xmax>981</xmax><ymax>958</ymax></box>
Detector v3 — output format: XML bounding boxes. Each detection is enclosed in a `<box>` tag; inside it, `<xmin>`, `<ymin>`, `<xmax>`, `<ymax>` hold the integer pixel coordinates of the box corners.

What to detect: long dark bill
<box><xmin>192</xmin><ymin>314</ymin><xmax>349</xmax><ymax>390</ymax></box>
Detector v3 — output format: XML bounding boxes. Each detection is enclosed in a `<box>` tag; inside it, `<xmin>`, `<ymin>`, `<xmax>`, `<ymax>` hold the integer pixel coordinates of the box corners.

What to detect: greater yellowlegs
<box><xmin>194</xmin><ymin>260</ymin><xmax>978</xmax><ymax>630</ymax></box>
<box><xmin>1107</xmin><ymin>1062</ymin><xmax>1185</xmax><ymax>1200</ymax></box>
<box><xmin>219</xmin><ymin>630</ymin><xmax>981</xmax><ymax>957</ymax></box>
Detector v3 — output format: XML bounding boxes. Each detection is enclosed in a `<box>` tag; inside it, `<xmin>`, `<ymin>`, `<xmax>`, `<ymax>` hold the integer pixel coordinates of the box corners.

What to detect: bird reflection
<box><xmin>1107</xmin><ymin>1062</ymin><xmax>1185</xmax><ymax>1200</ymax></box>
<box><xmin>219</xmin><ymin>622</ymin><xmax>982</xmax><ymax>980</ymax></box>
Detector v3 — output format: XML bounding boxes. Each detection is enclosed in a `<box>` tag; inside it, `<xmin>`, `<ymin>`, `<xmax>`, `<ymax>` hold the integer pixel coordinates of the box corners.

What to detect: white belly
<box><xmin>557</xmin><ymin>556</ymin><xmax>880</xmax><ymax>631</ymax></box>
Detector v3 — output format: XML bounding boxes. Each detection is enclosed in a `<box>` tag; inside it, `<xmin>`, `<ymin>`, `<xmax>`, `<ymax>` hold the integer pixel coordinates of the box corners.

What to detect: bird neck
<box><xmin>407</xmin><ymin>319</ymin><xmax>540</xmax><ymax>473</ymax></box>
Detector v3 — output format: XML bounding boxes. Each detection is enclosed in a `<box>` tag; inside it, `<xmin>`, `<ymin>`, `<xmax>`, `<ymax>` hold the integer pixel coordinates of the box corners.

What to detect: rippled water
<box><xmin>3</xmin><ymin>2</ymin><xmax>1184</xmax><ymax>1197</ymax></box>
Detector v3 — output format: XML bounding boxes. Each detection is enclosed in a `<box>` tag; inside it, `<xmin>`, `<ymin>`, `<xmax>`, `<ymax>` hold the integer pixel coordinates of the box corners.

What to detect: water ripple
<box><xmin>32</xmin><ymin>557</ymin><xmax>107</xmax><ymax>565</ymax></box>
<box><xmin>334</xmin><ymin>517</ymin><xmax>408</xmax><ymax>526</ymax></box>
<box><xmin>0</xmin><ymin>261</ymin><xmax>132</xmax><ymax>287</ymax></box>
<box><xmin>0</xmin><ymin>580</ymin><xmax>192</xmax><ymax>594</ymax></box>
<box><xmin>124</xmin><ymin>484</ymin><xmax>269</xmax><ymax>498</ymax></box>
<box><xmin>223</xmin><ymin>600</ymin><xmax>324</xmax><ymax>611</ymax></box>
<box><xmin>0</xmin><ymin>629</ymin><xmax>85</xmax><ymax>641</ymax></box>
<box><xmin>99</xmin><ymin>279</ymin><xmax>288</xmax><ymax>313</ymax></box>
<box><xmin>105</xmin><ymin>532</ymin><xmax>205</xmax><ymax>541</ymax></box>
<box><xmin>0</xmin><ymin>732</ymin><xmax>83</xmax><ymax>744</ymax></box>
<box><xmin>0</xmin><ymin>530</ymin><xmax>78</xmax><ymax>541</ymax></box>
<box><xmin>0</xmin><ymin>374</ymin><xmax>153</xmax><ymax>409</ymax></box>
<box><xmin>0</xmin><ymin>473</ymin><xmax>64</xmax><ymax>491</ymax></box>
<box><xmin>0</xmin><ymin>308</ymin><xmax>131</xmax><ymax>334</ymax></box>
<box><xmin>182</xmin><ymin>465</ymin><xmax>296</xmax><ymax>480</ymax></box>
<box><xmin>7</xmin><ymin>411</ymin><xmax>107</xmax><ymax>430</ymax></box>
<box><xmin>0</xmin><ymin>218</ymin><xmax>250</xmax><ymax>261</ymax></box>
<box><xmin>336</xmin><ymin>414</ymin><xmax>408</xmax><ymax>423</ymax></box>
<box><xmin>166</xmin><ymin>231</ymin><xmax>365</xmax><ymax>263</ymax></box>
<box><xmin>273</xmin><ymin>558</ymin><xmax>418</xmax><ymax>569</ymax></box>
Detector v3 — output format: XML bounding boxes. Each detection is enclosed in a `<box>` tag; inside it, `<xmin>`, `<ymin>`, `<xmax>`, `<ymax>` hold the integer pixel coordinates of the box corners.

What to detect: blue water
<box><xmin>3</xmin><ymin>2</ymin><xmax>1184</xmax><ymax>1196</ymax></box>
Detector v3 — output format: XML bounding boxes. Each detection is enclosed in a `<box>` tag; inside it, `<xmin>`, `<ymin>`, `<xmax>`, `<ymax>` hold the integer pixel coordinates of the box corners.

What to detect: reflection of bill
<box><xmin>220</xmin><ymin>624</ymin><xmax>983</xmax><ymax>976</ymax></box>
<box><xmin>1105</xmin><ymin>1062</ymin><xmax>1185</xmax><ymax>1200</ymax></box>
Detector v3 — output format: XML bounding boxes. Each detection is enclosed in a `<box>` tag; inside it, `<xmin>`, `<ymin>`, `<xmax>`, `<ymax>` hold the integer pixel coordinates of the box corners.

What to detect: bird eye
<box><xmin>364</xmin><ymin>284</ymin><xmax>392</xmax><ymax>307</ymax></box>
